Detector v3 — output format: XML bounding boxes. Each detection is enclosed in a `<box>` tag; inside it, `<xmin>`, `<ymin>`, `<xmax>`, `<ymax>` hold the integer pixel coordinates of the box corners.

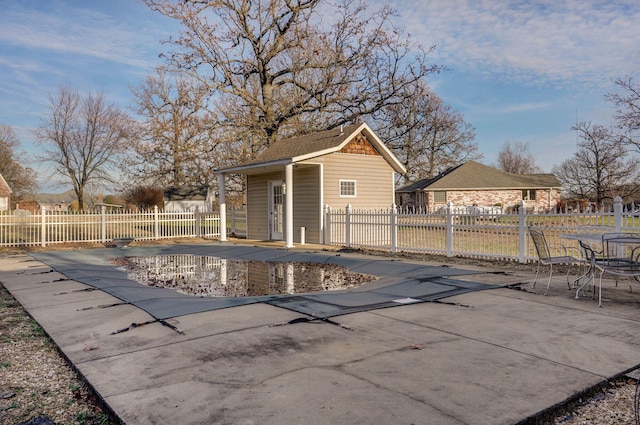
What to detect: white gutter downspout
<box><xmin>285</xmin><ymin>163</ymin><xmax>294</xmax><ymax>248</ymax></box>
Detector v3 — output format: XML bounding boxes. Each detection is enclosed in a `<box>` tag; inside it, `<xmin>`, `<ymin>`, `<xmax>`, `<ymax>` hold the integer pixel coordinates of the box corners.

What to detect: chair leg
<box><xmin>544</xmin><ymin>264</ymin><xmax>553</xmax><ymax>295</ymax></box>
<box><xmin>575</xmin><ymin>268</ymin><xmax>594</xmax><ymax>299</ymax></box>
<box><xmin>532</xmin><ymin>262</ymin><xmax>541</xmax><ymax>289</ymax></box>
<box><xmin>598</xmin><ymin>273</ymin><xmax>603</xmax><ymax>307</ymax></box>
<box><xmin>564</xmin><ymin>264</ymin><xmax>573</xmax><ymax>290</ymax></box>
<box><xmin>572</xmin><ymin>262</ymin><xmax>589</xmax><ymax>291</ymax></box>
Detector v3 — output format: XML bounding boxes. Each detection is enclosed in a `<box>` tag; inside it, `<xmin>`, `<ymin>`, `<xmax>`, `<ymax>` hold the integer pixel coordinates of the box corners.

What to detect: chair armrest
<box><xmin>555</xmin><ymin>243</ymin><xmax>584</xmax><ymax>261</ymax></box>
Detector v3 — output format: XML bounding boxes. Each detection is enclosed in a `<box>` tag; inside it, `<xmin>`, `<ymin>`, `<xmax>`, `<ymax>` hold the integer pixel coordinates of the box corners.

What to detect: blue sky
<box><xmin>1</xmin><ymin>0</ymin><xmax>639</xmax><ymax>192</ymax></box>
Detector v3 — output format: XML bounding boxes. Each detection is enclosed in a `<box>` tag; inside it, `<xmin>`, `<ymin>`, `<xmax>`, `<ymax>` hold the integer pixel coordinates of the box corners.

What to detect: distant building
<box><xmin>0</xmin><ymin>173</ymin><xmax>12</xmax><ymax>211</ymax></box>
<box><xmin>164</xmin><ymin>185</ymin><xmax>214</xmax><ymax>212</ymax></box>
<box><xmin>34</xmin><ymin>190</ymin><xmax>77</xmax><ymax>212</ymax></box>
<box><xmin>396</xmin><ymin>161</ymin><xmax>562</xmax><ymax>213</ymax></box>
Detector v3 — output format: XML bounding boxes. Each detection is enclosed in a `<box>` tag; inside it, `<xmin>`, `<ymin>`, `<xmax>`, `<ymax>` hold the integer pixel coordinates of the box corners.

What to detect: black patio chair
<box><xmin>528</xmin><ymin>226</ymin><xmax>584</xmax><ymax>295</ymax></box>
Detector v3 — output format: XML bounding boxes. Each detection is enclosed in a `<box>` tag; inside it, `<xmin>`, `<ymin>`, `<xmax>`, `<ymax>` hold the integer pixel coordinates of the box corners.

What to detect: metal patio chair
<box><xmin>528</xmin><ymin>226</ymin><xmax>584</xmax><ymax>295</ymax></box>
<box><xmin>593</xmin><ymin>233</ymin><xmax>640</xmax><ymax>307</ymax></box>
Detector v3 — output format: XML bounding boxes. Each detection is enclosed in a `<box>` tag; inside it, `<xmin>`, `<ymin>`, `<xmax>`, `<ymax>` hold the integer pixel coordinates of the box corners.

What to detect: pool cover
<box><xmin>30</xmin><ymin>244</ymin><xmax>500</xmax><ymax>320</ymax></box>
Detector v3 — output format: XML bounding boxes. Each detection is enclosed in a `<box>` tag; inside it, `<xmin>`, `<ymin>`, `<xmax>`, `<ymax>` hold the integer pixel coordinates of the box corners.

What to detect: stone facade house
<box><xmin>0</xmin><ymin>173</ymin><xmax>12</xmax><ymax>211</ymax></box>
<box><xmin>216</xmin><ymin>123</ymin><xmax>406</xmax><ymax>247</ymax></box>
<box><xmin>395</xmin><ymin>161</ymin><xmax>561</xmax><ymax>213</ymax></box>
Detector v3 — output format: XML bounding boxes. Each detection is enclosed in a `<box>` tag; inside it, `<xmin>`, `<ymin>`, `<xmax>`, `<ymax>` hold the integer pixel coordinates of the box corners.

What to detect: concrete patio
<box><xmin>1</xmin><ymin>241</ymin><xmax>639</xmax><ymax>424</ymax></box>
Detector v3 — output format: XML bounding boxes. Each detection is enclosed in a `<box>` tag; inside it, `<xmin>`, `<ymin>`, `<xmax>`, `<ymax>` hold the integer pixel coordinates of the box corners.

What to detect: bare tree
<box><xmin>123</xmin><ymin>185</ymin><xmax>164</xmax><ymax>210</ymax></box>
<box><xmin>128</xmin><ymin>67</ymin><xmax>233</xmax><ymax>187</ymax></box>
<box><xmin>606</xmin><ymin>75</ymin><xmax>640</xmax><ymax>144</ymax></box>
<box><xmin>552</xmin><ymin>122</ymin><xmax>640</xmax><ymax>205</ymax></box>
<box><xmin>495</xmin><ymin>140</ymin><xmax>541</xmax><ymax>174</ymax></box>
<box><xmin>143</xmin><ymin>0</ymin><xmax>441</xmax><ymax>151</ymax></box>
<box><xmin>377</xmin><ymin>84</ymin><xmax>480</xmax><ymax>184</ymax></box>
<box><xmin>0</xmin><ymin>124</ymin><xmax>38</xmax><ymax>203</ymax></box>
<box><xmin>36</xmin><ymin>87</ymin><xmax>132</xmax><ymax>210</ymax></box>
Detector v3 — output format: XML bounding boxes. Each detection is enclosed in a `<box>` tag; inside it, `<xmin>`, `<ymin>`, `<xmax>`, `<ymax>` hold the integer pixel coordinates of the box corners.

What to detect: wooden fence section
<box><xmin>0</xmin><ymin>206</ymin><xmax>247</xmax><ymax>247</ymax></box>
<box><xmin>324</xmin><ymin>197</ymin><xmax>640</xmax><ymax>263</ymax></box>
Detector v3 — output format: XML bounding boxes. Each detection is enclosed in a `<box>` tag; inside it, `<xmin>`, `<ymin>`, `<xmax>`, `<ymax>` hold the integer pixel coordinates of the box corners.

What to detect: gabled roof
<box><xmin>396</xmin><ymin>161</ymin><xmax>561</xmax><ymax>192</ymax></box>
<box><xmin>164</xmin><ymin>185</ymin><xmax>211</xmax><ymax>201</ymax></box>
<box><xmin>0</xmin><ymin>172</ymin><xmax>12</xmax><ymax>194</ymax></box>
<box><xmin>216</xmin><ymin>122</ymin><xmax>406</xmax><ymax>174</ymax></box>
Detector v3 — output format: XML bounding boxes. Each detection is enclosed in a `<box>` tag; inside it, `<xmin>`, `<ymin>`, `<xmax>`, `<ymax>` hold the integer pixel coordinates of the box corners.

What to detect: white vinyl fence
<box><xmin>324</xmin><ymin>197</ymin><xmax>640</xmax><ymax>263</ymax></box>
<box><xmin>0</xmin><ymin>206</ymin><xmax>246</xmax><ymax>247</ymax></box>
<box><xmin>4</xmin><ymin>197</ymin><xmax>639</xmax><ymax>264</ymax></box>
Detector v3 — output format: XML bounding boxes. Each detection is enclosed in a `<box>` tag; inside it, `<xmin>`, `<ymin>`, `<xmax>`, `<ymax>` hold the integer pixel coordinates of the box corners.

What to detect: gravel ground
<box><xmin>0</xmin><ymin>242</ymin><xmax>638</xmax><ymax>425</ymax></box>
<box><xmin>0</xmin><ymin>282</ymin><xmax>120</xmax><ymax>425</ymax></box>
<box><xmin>544</xmin><ymin>379</ymin><xmax>638</xmax><ymax>425</ymax></box>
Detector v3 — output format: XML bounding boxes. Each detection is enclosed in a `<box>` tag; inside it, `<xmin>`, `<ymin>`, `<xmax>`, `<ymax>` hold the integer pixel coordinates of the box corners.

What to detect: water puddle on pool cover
<box><xmin>111</xmin><ymin>255</ymin><xmax>376</xmax><ymax>297</ymax></box>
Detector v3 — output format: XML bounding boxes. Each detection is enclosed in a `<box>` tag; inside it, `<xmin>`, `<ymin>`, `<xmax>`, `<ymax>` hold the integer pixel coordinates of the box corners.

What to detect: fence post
<box><xmin>195</xmin><ymin>206</ymin><xmax>201</xmax><ymax>238</ymax></box>
<box><xmin>445</xmin><ymin>201</ymin><xmax>453</xmax><ymax>257</ymax></box>
<box><xmin>518</xmin><ymin>200</ymin><xmax>527</xmax><ymax>263</ymax></box>
<box><xmin>101</xmin><ymin>205</ymin><xmax>107</xmax><ymax>243</ymax></box>
<box><xmin>154</xmin><ymin>205</ymin><xmax>160</xmax><ymax>239</ymax></box>
<box><xmin>40</xmin><ymin>206</ymin><xmax>46</xmax><ymax>247</ymax></box>
<box><xmin>614</xmin><ymin>196</ymin><xmax>623</xmax><ymax>232</ymax></box>
<box><xmin>230</xmin><ymin>206</ymin><xmax>236</xmax><ymax>236</ymax></box>
<box><xmin>324</xmin><ymin>205</ymin><xmax>331</xmax><ymax>245</ymax></box>
<box><xmin>390</xmin><ymin>203</ymin><xmax>398</xmax><ymax>253</ymax></box>
<box><xmin>345</xmin><ymin>204</ymin><xmax>352</xmax><ymax>248</ymax></box>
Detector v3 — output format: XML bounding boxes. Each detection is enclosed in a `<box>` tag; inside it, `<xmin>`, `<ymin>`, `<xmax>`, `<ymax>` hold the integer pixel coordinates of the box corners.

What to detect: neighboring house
<box><xmin>216</xmin><ymin>122</ymin><xmax>406</xmax><ymax>246</ymax></box>
<box><xmin>35</xmin><ymin>190</ymin><xmax>77</xmax><ymax>212</ymax></box>
<box><xmin>0</xmin><ymin>173</ymin><xmax>11</xmax><ymax>211</ymax></box>
<box><xmin>164</xmin><ymin>185</ymin><xmax>213</xmax><ymax>212</ymax></box>
<box><xmin>14</xmin><ymin>200</ymin><xmax>40</xmax><ymax>214</ymax></box>
<box><xmin>395</xmin><ymin>161</ymin><xmax>562</xmax><ymax>212</ymax></box>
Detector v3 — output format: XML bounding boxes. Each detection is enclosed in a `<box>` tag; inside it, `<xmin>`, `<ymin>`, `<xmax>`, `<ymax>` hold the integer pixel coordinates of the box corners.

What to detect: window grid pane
<box><xmin>340</xmin><ymin>180</ymin><xmax>356</xmax><ymax>197</ymax></box>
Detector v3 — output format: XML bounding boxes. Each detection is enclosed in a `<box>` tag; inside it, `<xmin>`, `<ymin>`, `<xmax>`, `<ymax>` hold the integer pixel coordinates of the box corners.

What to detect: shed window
<box><xmin>340</xmin><ymin>180</ymin><xmax>356</xmax><ymax>197</ymax></box>
<box><xmin>522</xmin><ymin>189</ymin><xmax>537</xmax><ymax>201</ymax></box>
<box><xmin>433</xmin><ymin>191</ymin><xmax>447</xmax><ymax>203</ymax></box>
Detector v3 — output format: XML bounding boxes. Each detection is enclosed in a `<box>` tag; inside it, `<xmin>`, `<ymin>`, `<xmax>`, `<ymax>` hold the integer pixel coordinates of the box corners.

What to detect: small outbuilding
<box><xmin>164</xmin><ymin>185</ymin><xmax>213</xmax><ymax>212</ymax></box>
<box><xmin>0</xmin><ymin>173</ymin><xmax>12</xmax><ymax>211</ymax></box>
<box><xmin>216</xmin><ymin>123</ymin><xmax>406</xmax><ymax>247</ymax></box>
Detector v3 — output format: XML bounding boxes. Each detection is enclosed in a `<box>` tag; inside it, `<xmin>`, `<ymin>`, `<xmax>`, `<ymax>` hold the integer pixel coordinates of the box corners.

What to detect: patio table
<box><xmin>559</xmin><ymin>232</ymin><xmax>608</xmax><ymax>299</ymax></box>
<box><xmin>561</xmin><ymin>232</ymin><xmax>640</xmax><ymax>306</ymax></box>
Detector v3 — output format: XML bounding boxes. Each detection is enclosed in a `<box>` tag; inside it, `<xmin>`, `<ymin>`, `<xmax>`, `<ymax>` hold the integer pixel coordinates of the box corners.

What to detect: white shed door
<box><xmin>268</xmin><ymin>181</ymin><xmax>284</xmax><ymax>240</ymax></box>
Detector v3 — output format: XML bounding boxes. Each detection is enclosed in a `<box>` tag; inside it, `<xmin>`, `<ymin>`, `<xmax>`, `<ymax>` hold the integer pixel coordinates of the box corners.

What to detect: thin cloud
<box><xmin>498</xmin><ymin>101</ymin><xmax>554</xmax><ymax>114</ymax></box>
<box><xmin>0</xmin><ymin>3</ymin><xmax>160</xmax><ymax>69</ymax></box>
<box><xmin>393</xmin><ymin>0</ymin><xmax>640</xmax><ymax>90</ymax></box>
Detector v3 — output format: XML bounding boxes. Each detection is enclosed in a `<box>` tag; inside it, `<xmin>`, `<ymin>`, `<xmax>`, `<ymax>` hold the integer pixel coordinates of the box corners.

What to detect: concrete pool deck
<box><xmin>2</xmin><ymin>241</ymin><xmax>640</xmax><ymax>424</ymax></box>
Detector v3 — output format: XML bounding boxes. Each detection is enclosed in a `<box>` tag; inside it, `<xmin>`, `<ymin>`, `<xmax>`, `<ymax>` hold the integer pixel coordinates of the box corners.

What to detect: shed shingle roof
<box><xmin>242</xmin><ymin>124</ymin><xmax>362</xmax><ymax>165</ymax></box>
<box><xmin>217</xmin><ymin>122</ymin><xmax>406</xmax><ymax>174</ymax></box>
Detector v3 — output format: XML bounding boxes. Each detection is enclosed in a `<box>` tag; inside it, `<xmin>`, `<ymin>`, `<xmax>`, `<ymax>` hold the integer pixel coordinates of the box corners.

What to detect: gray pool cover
<box><xmin>30</xmin><ymin>244</ymin><xmax>499</xmax><ymax>320</ymax></box>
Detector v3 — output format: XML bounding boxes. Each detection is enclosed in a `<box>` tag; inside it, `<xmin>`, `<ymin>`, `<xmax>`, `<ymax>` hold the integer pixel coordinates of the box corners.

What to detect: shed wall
<box><xmin>306</xmin><ymin>153</ymin><xmax>395</xmax><ymax>209</ymax></box>
<box><xmin>246</xmin><ymin>167</ymin><xmax>321</xmax><ymax>243</ymax></box>
<box><xmin>246</xmin><ymin>172</ymin><xmax>277</xmax><ymax>241</ymax></box>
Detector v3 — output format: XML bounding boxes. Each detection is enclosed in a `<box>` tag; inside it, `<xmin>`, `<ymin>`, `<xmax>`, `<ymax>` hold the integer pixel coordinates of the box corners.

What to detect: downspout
<box><xmin>285</xmin><ymin>163</ymin><xmax>294</xmax><ymax>248</ymax></box>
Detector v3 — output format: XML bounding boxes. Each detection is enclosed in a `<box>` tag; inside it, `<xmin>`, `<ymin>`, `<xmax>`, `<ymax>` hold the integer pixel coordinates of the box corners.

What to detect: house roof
<box><xmin>0</xmin><ymin>172</ymin><xmax>12</xmax><ymax>194</ymax></box>
<box><xmin>216</xmin><ymin>122</ymin><xmax>406</xmax><ymax>174</ymax></box>
<box><xmin>396</xmin><ymin>161</ymin><xmax>561</xmax><ymax>192</ymax></box>
<box><xmin>164</xmin><ymin>185</ymin><xmax>211</xmax><ymax>201</ymax></box>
